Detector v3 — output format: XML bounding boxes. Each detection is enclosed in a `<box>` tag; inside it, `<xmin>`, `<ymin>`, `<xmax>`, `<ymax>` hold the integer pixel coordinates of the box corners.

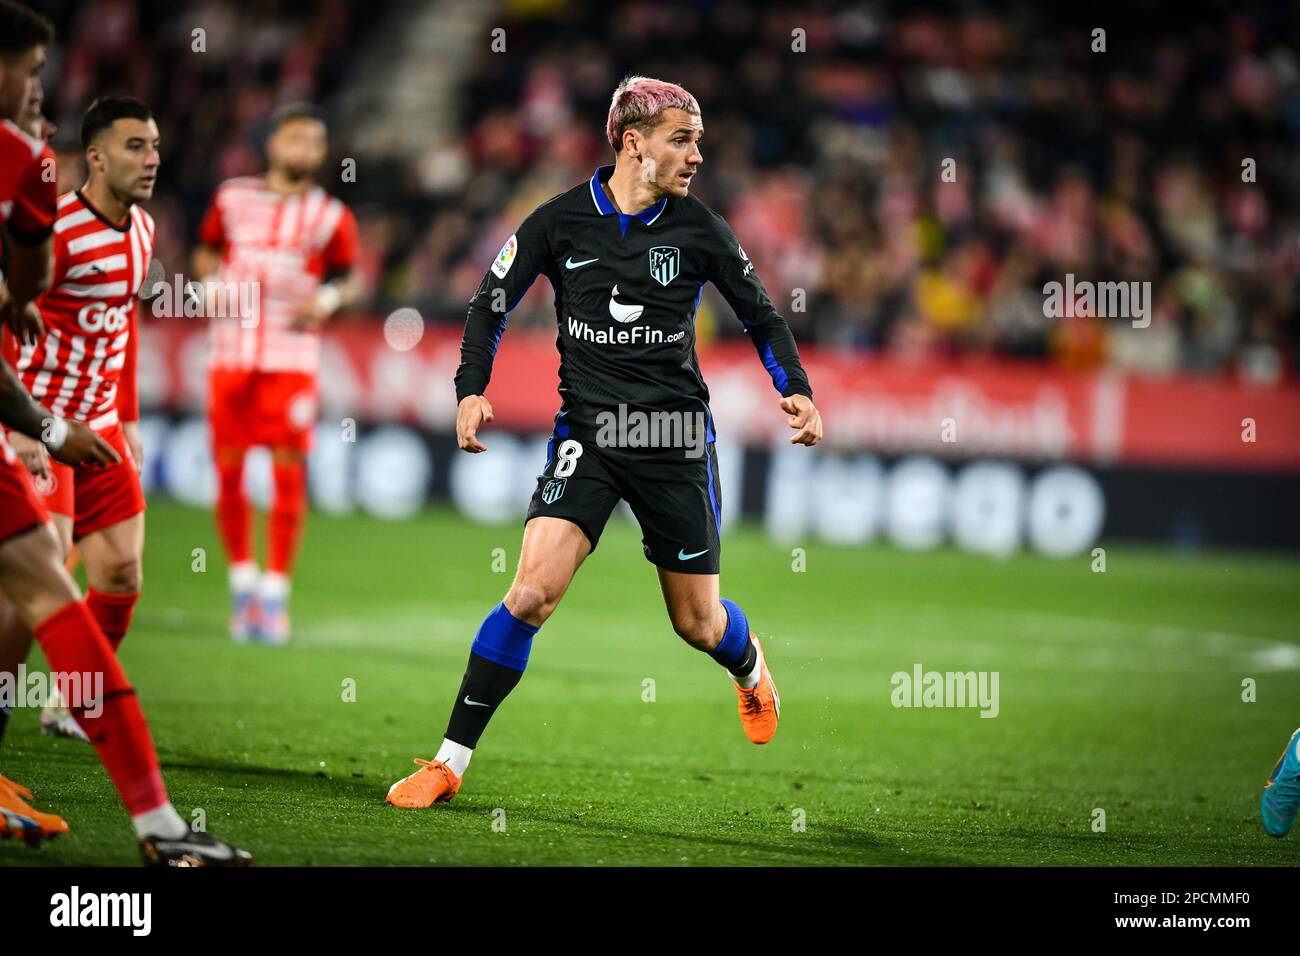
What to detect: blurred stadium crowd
<box><xmin>30</xmin><ymin>0</ymin><xmax>1300</xmax><ymax>383</ymax></box>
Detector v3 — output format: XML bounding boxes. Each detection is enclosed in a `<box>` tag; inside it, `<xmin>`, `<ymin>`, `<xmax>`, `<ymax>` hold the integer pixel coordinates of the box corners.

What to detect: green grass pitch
<box><xmin>2</xmin><ymin>500</ymin><xmax>1298</xmax><ymax>866</ymax></box>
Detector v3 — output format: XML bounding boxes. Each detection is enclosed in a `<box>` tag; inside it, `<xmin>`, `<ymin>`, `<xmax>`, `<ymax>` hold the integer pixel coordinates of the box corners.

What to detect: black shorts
<box><xmin>524</xmin><ymin>432</ymin><xmax>722</xmax><ymax>575</ymax></box>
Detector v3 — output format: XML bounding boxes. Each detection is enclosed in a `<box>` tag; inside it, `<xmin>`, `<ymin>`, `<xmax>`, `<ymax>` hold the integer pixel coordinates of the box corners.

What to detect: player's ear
<box><xmin>622</xmin><ymin>127</ymin><xmax>640</xmax><ymax>161</ymax></box>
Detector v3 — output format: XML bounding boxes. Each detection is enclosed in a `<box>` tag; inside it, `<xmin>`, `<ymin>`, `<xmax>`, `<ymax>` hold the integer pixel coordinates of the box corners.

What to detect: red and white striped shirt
<box><xmin>11</xmin><ymin>190</ymin><xmax>154</xmax><ymax>433</ymax></box>
<box><xmin>0</xmin><ymin>121</ymin><xmax>57</xmax><ymax>459</ymax></box>
<box><xmin>198</xmin><ymin>176</ymin><xmax>358</xmax><ymax>374</ymax></box>
<box><xmin>0</xmin><ymin>119</ymin><xmax>55</xmax><ymax>240</ymax></box>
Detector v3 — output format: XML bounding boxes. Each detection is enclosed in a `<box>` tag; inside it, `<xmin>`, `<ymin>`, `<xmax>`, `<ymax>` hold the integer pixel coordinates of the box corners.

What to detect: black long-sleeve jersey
<box><xmin>455</xmin><ymin>164</ymin><xmax>813</xmax><ymax>440</ymax></box>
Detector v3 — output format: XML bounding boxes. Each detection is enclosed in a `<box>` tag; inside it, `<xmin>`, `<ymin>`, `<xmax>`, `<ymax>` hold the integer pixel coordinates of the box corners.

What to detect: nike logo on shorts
<box><xmin>678</xmin><ymin>548</ymin><xmax>709</xmax><ymax>561</ymax></box>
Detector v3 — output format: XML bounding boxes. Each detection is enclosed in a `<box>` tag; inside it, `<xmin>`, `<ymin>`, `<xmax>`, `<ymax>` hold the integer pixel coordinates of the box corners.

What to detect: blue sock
<box><xmin>711</xmin><ymin>599</ymin><xmax>752</xmax><ymax>672</ymax></box>
<box><xmin>469</xmin><ymin>602</ymin><xmax>540</xmax><ymax>672</ymax></box>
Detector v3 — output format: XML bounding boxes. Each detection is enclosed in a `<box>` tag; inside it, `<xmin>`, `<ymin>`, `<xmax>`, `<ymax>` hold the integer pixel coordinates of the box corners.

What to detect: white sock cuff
<box><xmin>131</xmin><ymin>801</ymin><xmax>189</xmax><ymax>840</ymax></box>
<box><xmin>229</xmin><ymin>562</ymin><xmax>259</xmax><ymax>592</ymax></box>
<box><xmin>435</xmin><ymin>739</ymin><xmax>473</xmax><ymax>778</ymax></box>
<box><xmin>259</xmin><ymin>571</ymin><xmax>291</xmax><ymax>599</ymax></box>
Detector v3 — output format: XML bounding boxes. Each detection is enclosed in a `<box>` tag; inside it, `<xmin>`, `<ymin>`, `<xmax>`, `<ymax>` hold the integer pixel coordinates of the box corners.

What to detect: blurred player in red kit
<box><xmin>192</xmin><ymin>102</ymin><xmax>360</xmax><ymax>645</ymax></box>
<box><xmin>3</xmin><ymin>96</ymin><xmax>158</xmax><ymax>741</ymax></box>
<box><xmin>0</xmin><ymin>0</ymin><xmax>249</xmax><ymax>865</ymax></box>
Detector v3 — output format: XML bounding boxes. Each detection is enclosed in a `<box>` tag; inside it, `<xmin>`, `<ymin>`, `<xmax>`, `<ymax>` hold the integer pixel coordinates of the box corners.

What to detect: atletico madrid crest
<box><xmin>648</xmin><ymin>246</ymin><xmax>680</xmax><ymax>286</ymax></box>
<box><xmin>541</xmin><ymin>477</ymin><xmax>567</xmax><ymax>504</ymax></box>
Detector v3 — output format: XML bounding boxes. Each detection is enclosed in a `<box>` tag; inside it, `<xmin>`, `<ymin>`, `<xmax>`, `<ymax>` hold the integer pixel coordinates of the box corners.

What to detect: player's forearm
<box><xmin>0</xmin><ymin>359</ymin><xmax>54</xmax><ymax>439</ymax></box>
<box><xmin>191</xmin><ymin>244</ymin><xmax>221</xmax><ymax>282</ymax></box>
<box><xmin>454</xmin><ymin>343</ymin><xmax>497</xmax><ymax>403</ymax></box>
<box><xmin>3</xmin><ymin>233</ymin><xmax>53</xmax><ymax>306</ymax></box>
<box><xmin>454</xmin><ymin>305</ymin><xmax>506</xmax><ymax>403</ymax></box>
<box><xmin>454</xmin><ymin>211</ymin><xmax>548</xmax><ymax>401</ymax></box>
<box><xmin>315</xmin><ymin>269</ymin><xmax>362</xmax><ymax>317</ymax></box>
<box><xmin>745</xmin><ymin>308</ymin><xmax>813</xmax><ymax>400</ymax></box>
<box><xmin>334</xmin><ymin>270</ymin><xmax>363</xmax><ymax>310</ymax></box>
<box><xmin>118</xmin><ymin>306</ymin><xmax>140</xmax><ymax>421</ymax></box>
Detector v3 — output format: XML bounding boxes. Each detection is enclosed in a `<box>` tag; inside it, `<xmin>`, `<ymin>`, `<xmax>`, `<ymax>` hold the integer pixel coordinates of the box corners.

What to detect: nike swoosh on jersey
<box><xmin>678</xmin><ymin>548</ymin><xmax>709</xmax><ymax>560</ymax></box>
<box><xmin>565</xmin><ymin>256</ymin><xmax>599</xmax><ymax>269</ymax></box>
<box><xmin>463</xmin><ymin>696</ymin><xmax>491</xmax><ymax>708</ymax></box>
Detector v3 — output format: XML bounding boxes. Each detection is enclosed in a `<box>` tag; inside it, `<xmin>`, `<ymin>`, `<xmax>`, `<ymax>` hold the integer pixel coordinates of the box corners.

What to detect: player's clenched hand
<box><xmin>456</xmin><ymin>395</ymin><xmax>494</xmax><ymax>453</ymax></box>
<box><xmin>1</xmin><ymin>299</ymin><xmax>44</xmax><ymax>346</ymax></box>
<box><xmin>780</xmin><ymin>394</ymin><xmax>823</xmax><ymax>447</ymax></box>
<box><xmin>7</xmin><ymin>431</ymin><xmax>50</xmax><ymax>481</ymax></box>
<box><xmin>50</xmin><ymin>421</ymin><xmax>121</xmax><ymax>468</ymax></box>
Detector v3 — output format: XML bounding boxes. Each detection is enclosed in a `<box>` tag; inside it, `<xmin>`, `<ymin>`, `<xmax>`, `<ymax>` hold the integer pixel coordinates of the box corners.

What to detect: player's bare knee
<box><xmin>51</xmin><ymin>526</ymin><xmax>73</xmax><ymax>565</ymax></box>
<box><xmin>97</xmin><ymin>557</ymin><xmax>142</xmax><ymax>594</ymax></box>
<box><xmin>671</xmin><ymin>607</ymin><xmax>717</xmax><ymax>650</ymax></box>
<box><xmin>504</xmin><ymin>581</ymin><xmax>557</xmax><ymax>627</ymax></box>
<box><xmin>0</xmin><ymin>525</ymin><xmax>80</xmax><ymax>626</ymax></box>
<box><xmin>675</xmin><ymin>598</ymin><xmax>728</xmax><ymax>650</ymax></box>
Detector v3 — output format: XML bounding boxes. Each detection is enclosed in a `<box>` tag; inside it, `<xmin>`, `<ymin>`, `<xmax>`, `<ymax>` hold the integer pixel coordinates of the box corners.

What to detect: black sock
<box><xmin>444</xmin><ymin>652</ymin><xmax>525</xmax><ymax>750</ymax></box>
<box><xmin>0</xmin><ymin>705</ymin><xmax>8</xmax><ymax>750</ymax></box>
<box><xmin>727</xmin><ymin>640</ymin><xmax>758</xmax><ymax>679</ymax></box>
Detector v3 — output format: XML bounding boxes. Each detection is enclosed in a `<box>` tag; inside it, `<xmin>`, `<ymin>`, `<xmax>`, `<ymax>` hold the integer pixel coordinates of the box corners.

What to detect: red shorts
<box><xmin>209</xmin><ymin>368</ymin><xmax>318</xmax><ymax>452</ymax></box>
<box><xmin>0</xmin><ymin>438</ymin><xmax>50</xmax><ymax>544</ymax></box>
<box><xmin>37</xmin><ymin>422</ymin><xmax>145</xmax><ymax>540</ymax></box>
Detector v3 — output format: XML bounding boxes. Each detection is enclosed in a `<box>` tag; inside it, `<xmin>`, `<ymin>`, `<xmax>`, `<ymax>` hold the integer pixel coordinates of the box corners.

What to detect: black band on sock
<box><xmin>726</xmin><ymin>639</ymin><xmax>758</xmax><ymax>679</ymax></box>
<box><xmin>444</xmin><ymin>651</ymin><xmax>525</xmax><ymax>750</ymax></box>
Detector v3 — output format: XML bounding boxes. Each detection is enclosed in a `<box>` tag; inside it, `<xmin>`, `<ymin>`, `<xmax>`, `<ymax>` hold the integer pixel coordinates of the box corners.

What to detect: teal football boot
<box><xmin>1261</xmin><ymin>726</ymin><xmax>1300</xmax><ymax>838</ymax></box>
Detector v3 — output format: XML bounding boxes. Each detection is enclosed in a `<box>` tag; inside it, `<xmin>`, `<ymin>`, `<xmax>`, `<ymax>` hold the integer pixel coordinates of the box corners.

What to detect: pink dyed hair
<box><xmin>605</xmin><ymin>75</ymin><xmax>700</xmax><ymax>151</ymax></box>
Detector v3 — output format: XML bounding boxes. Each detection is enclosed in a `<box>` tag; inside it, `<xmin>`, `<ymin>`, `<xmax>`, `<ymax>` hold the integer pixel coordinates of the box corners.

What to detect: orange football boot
<box><xmin>733</xmin><ymin>634</ymin><xmax>780</xmax><ymax>744</ymax></box>
<box><xmin>0</xmin><ymin>807</ymin><xmax>41</xmax><ymax>843</ymax></box>
<box><xmin>0</xmin><ymin>773</ymin><xmax>69</xmax><ymax>840</ymax></box>
<box><xmin>386</xmin><ymin>758</ymin><xmax>462</xmax><ymax>808</ymax></box>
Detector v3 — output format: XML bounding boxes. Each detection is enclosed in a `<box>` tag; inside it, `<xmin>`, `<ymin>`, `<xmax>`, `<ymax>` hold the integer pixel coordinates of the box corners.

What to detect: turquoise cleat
<box><xmin>1260</xmin><ymin>726</ymin><xmax>1300</xmax><ymax>838</ymax></box>
<box><xmin>230</xmin><ymin>588</ymin><xmax>258</xmax><ymax>644</ymax></box>
<box><xmin>255</xmin><ymin>593</ymin><xmax>291</xmax><ymax>646</ymax></box>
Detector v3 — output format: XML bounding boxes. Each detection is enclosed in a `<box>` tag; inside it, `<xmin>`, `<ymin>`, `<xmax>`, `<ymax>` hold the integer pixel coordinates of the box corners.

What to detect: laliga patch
<box><xmin>491</xmin><ymin>234</ymin><xmax>518</xmax><ymax>279</ymax></box>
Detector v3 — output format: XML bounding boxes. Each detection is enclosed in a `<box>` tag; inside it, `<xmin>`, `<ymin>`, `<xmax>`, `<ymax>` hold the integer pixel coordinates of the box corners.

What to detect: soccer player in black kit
<box><xmin>387</xmin><ymin>76</ymin><xmax>823</xmax><ymax>808</ymax></box>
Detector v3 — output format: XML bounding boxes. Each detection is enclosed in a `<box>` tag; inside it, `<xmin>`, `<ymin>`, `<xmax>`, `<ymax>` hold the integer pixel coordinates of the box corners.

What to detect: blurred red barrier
<box><xmin>139</xmin><ymin>316</ymin><xmax>1300</xmax><ymax>472</ymax></box>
